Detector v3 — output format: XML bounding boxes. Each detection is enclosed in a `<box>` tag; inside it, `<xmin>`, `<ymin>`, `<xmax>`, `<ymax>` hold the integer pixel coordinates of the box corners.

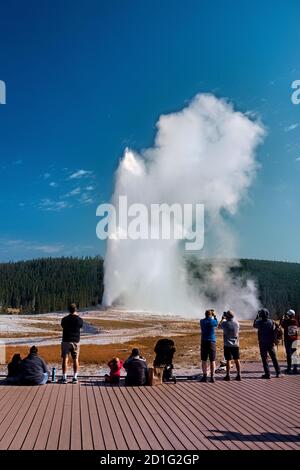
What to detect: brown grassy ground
<box><xmin>4</xmin><ymin>329</ymin><xmax>287</xmax><ymax>366</ymax></box>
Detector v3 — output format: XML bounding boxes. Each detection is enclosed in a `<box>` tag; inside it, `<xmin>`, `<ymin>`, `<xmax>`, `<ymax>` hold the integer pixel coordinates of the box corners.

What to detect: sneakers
<box><xmin>210</xmin><ymin>376</ymin><xmax>215</xmax><ymax>383</ymax></box>
<box><xmin>292</xmin><ymin>368</ymin><xmax>298</xmax><ymax>375</ymax></box>
<box><xmin>72</xmin><ymin>377</ymin><xmax>78</xmax><ymax>384</ymax></box>
<box><xmin>235</xmin><ymin>375</ymin><xmax>242</xmax><ymax>381</ymax></box>
<box><xmin>285</xmin><ymin>368</ymin><xmax>292</xmax><ymax>375</ymax></box>
<box><xmin>200</xmin><ymin>375</ymin><xmax>207</xmax><ymax>383</ymax></box>
<box><xmin>60</xmin><ymin>377</ymin><xmax>67</xmax><ymax>384</ymax></box>
<box><xmin>261</xmin><ymin>374</ymin><xmax>271</xmax><ymax>379</ymax></box>
<box><xmin>224</xmin><ymin>375</ymin><xmax>230</xmax><ymax>381</ymax></box>
<box><xmin>276</xmin><ymin>373</ymin><xmax>282</xmax><ymax>378</ymax></box>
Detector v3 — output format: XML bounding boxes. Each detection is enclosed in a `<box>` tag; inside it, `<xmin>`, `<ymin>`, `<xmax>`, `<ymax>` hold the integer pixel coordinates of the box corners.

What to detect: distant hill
<box><xmin>187</xmin><ymin>257</ymin><xmax>300</xmax><ymax>317</ymax></box>
<box><xmin>0</xmin><ymin>256</ymin><xmax>104</xmax><ymax>314</ymax></box>
<box><xmin>0</xmin><ymin>256</ymin><xmax>299</xmax><ymax>316</ymax></box>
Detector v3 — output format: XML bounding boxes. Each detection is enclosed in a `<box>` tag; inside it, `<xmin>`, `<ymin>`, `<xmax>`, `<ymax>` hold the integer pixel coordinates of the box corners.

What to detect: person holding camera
<box><xmin>219</xmin><ymin>310</ymin><xmax>241</xmax><ymax>381</ymax></box>
<box><xmin>200</xmin><ymin>309</ymin><xmax>218</xmax><ymax>383</ymax></box>
<box><xmin>280</xmin><ymin>309</ymin><xmax>299</xmax><ymax>374</ymax></box>
<box><xmin>253</xmin><ymin>308</ymin><xmax>281</xmax><ymax>379</ymax></box>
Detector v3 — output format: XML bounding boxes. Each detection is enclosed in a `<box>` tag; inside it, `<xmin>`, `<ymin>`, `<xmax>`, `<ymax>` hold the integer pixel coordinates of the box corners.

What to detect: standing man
<box><xmin>219</xmin><ymin>310</ymin><xmax>241</xmax><ymax>381</ymax></box>
<box><xmin>61</xmin><ymin>303</ymin><xmax>83</xmax><ymax>384</ymax></box>
<box><xmin>253</xmin><ymin>308</ymin><xmax>281</xmax><ymax>379</ymax></box>
<box><xmin>200</xmin><ymin>309</ymin><xmax>218</xmax><ymax>383</ymax></box>
<box><xmin>280</xmin><ymin>309</ymin><xmax>299</xmax><ymax>374</ymax></box>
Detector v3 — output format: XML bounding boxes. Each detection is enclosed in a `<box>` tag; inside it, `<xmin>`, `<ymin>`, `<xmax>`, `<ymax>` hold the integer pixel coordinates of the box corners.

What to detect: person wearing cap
<box><xmin>280</xmin><ymin>309</ymin><xmax>299</xmax><ymax>374</ymax></box>
<box><xmin>253</xmin><ymin>308</ymin><xmax>281</xmax><ymax>379</ymax></box>
<box><xmin>219</xmin><ymin>310</ymin><xmax>241</xmax><ymax>381</ymax></box>
<box><xmin>200</xmin><ymin>309</ymin><xmax>218</xmax><ymax>383</ymax></box>
<box><xmin>18</xmin><ymin>346</ymin><xmax>49</xmax><ymax>385</ymax></box>
<box><xmin>124</xmin><ymin>348</ymin><xmax>148</xmax><ymax>386</ymax></box>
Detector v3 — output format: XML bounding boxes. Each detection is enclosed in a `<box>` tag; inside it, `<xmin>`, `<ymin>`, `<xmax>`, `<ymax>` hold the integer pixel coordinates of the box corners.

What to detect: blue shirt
<box><xmin>200</xmin><ymin>317</ymin><xmax>218</xmax><ymax>342</ymax></box>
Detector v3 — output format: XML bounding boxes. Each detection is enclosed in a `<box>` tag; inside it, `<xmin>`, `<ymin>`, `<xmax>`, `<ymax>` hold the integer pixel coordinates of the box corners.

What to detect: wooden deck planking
<box><xmin>93</xmin><ymin>384</ymin><xmax>117</xmax><ymax>450</ymax></box>
<box><xmin>130</xmin><ymin>386</ymin><xmax>194</xmax><ymax>450</ymax></box>
<box><xmin>153</xmin><ymin>382</ymin><xmax>250</xmax><ymax>450</ymax></box>
<box><xmin>0</xmin><ymin>386</ymin><xmax>41</xmax><ymax>450</ymax></box>
<box><xmin>108</xmin><ymin>386</ymin><xmax>140</xmax><ymax>450</ymax></box>
<box><xmin>0</xmin><ymin>362</ymin><xmax>299</xmax><ymax>451</ymax></box>
<box><xmin>58</xmin><ymin>383</ymin><xmax>73</xmax><ymax>450</ymax></box>
<box><xmin>46</xmin><ymin>383</ymin><xmax>66</xmax><ymax>450</ymax></box>
<box><xmin>212</xmin><ymin>379</ymin><xmax>299</xmax><ymax>450</ymax></box>
<box><xmin>0</xmin><ymin>387</ymin><xmax>35</xmax><ymax>447</ymax></box>
<box><xmin>79</xmin><ymin>384</ymin><xmax>94</xmax><ymax>450</ymax></box>
<box><xmin>185</xmin><ymin>382</ymin><xmax>277</xmax><ymax>450</ymax></box>
<box><xmin>145</xmin><ymin>386</ymin><xmax>210</xmax><ymax>450</ymax></box>
<box><xmin>34</xmin><ymin>384</ymin><xmax>60</xmax><ymax>450</ymax></box>
<box><xmin>118</xmin><ymin>385</ymin><xmax>163</xmax><ymax>450</ymax></box>
<box><xmin>17</xmin><ymin>385</ymin><xmax>53</xmax><ymax>450</ymax></box>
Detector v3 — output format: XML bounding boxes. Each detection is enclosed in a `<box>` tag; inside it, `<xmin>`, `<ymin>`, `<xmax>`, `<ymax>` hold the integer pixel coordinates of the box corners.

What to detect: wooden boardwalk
<box><xmin>0</xmin><ymin>362</ymin><xmax>299</xmax><ymax>451</ymax></box>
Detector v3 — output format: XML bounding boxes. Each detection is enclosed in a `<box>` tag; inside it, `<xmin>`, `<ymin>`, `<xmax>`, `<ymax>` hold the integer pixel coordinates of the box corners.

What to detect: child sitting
<box><xmin>105</xmin><ymin>357</ymin><xmax>124</xmax><ymax>384</ymax></box>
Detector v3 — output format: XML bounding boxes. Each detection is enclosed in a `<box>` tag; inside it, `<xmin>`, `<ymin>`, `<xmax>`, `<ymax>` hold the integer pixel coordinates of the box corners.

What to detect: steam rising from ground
<box><xmin>103</xmin><ymin>94</ymin><xmax>265</xmax><ymax>318</ymax></box>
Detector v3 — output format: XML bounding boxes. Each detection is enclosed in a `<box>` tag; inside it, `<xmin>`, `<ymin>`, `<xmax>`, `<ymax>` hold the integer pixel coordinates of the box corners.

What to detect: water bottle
<box><xmin>51</xmin><ymin>367</ymin><xmax>56</xmax><ymax>382</ymax></box>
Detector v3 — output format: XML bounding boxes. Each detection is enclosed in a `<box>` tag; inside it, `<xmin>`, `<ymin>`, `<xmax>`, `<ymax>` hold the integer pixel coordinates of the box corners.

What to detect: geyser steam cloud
<box><xmin>103</xmin><ymin>94</ymin><xmax>265</xmax><ymax>318</ymax></box>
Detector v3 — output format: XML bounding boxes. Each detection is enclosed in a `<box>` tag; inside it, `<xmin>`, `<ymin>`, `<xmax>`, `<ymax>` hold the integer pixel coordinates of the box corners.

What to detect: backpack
<box><xmin>273</xmin><ymin>322</ymin><xmax>283</xmax><ymax>345</ymax></box>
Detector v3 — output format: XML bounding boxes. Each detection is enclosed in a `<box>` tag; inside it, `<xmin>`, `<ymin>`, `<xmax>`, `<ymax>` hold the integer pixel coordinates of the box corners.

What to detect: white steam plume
<box><xmin>103</xmin><ymin>94</ymin><xmax>265</xmax><ymax>318</ymax></box>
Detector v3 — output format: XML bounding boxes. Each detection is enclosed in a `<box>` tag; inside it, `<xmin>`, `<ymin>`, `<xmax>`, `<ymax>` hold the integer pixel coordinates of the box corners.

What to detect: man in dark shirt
<box><xmin>124</xmin><ymin>348</ymin><xmax>148</xmax><ymax>386</ymax></box>
<box><xmin>18</xmin><ymin>346</ymin><xmax>49</xmax><ymax>385</ymax></box>
<box><xmin>61</xmin><ymin>303</ymin><xmax>83</xmax><ymax>384</ymax></box>
<box><xmin>253</xmin><ymin>308</ymin><xmax>281</xmax><ymax>379</ymax></box>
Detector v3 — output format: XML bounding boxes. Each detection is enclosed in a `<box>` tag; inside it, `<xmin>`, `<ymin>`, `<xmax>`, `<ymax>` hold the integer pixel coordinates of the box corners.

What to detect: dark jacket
<box><xmin>253</xmin><ymin>318</ymin><xmax>275</xmax><ymax>345</ymax></box>
<box><xmin>61</xmin><ymin>313</ymin><xmax>83</xmax><ymax>343</ymax></box>
<box><xmin>7</xmin><ymin>360</ymin><xmax>21</xmax><ymax>378</ymax></box>
<box><xmin>18</xmin><ymin>353</ymin><xmax>49</xmax><ymax>385</ymax></box>
<box><xmin>280</xmin><ymin>317</ymin><xmax>299</xmax><ymax>342</ymax></box>
<box><xmin>124</xmin><ymin>357</ymin><xmax>148</xmax><ymax>386</ymax></box>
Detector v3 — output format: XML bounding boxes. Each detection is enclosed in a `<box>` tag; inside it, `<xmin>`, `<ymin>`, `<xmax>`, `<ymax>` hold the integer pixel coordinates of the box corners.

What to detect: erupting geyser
<box><xmin>102</xmin><ymin>94</ymin><xmax>265</xmax><ymax>318</ymax></box>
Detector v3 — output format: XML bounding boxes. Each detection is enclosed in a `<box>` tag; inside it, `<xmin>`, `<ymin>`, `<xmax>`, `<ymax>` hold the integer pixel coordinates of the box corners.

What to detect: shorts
<box><xmin>201</xmin><ymin>341</ymin><xmax>216</xmax><ymax>361</ymax></box>
<box><xmin>224</xmin><ymin>346</ymin><xmax>240</xmax><ymax>361</ymax></box>
<box><xmin>61</xmin><ymin>341</ymin><xmax>80</xmax><ymax>359</ymax></box>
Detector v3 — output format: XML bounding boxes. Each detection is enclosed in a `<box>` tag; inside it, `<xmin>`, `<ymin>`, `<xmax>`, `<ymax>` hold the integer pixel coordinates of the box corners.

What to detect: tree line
<box><xmin>0</xmin><ymin>256</ymin><xmax>299</xmax><ymax>317</ymax></box>
<box><xmin>0</xmin><ymin>256</ymin><xmax>104</xmax><ymax>314</ymax></box>
<box><xmin>187</xmin><ymin>257</ymin><xmax>300</xmax><ymax>318</ymax></box>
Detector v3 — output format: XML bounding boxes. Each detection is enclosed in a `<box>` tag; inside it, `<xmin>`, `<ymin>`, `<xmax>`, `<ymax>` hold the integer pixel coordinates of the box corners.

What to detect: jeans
<box><xmin>38</xmin><ymin>372</ymin><xmax>49</xmax><ymax>385</ymax></box>
<box><xmin>259</xmin><ymin>343</ymin><xmax>280</xmax><ymax>376</ymax></box>
<box><xmin>284</xmin><ymin>339</ymin><xmax>297</xmax><ymax>370</ymax></box>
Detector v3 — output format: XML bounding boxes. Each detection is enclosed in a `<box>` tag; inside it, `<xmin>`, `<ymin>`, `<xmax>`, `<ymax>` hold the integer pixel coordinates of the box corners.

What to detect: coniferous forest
<box><xmin>0</xmin><ymin>256</ymin><xmax>299</xmax><ymax>316</ymax></box>
<box><xmin>0</xmin><ymin>256</ymin><xmax>104</xmax><ymax>313</ymax></box>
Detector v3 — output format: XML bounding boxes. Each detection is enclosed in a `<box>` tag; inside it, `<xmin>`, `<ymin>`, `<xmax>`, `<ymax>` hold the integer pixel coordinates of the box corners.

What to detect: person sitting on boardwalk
<box><xmin>18</xmin><ymin>346</ymin><xmax>49</xmax><ymax>385</ymax></box>
<box><xmin>61</xmin><ymin>303</ymin><xmax>83</xmax><ymax>384</ymax></box>
<box><xmin>253</xmin><ymin>308</ymin><xmax>281</xmax><ymax>379</ymax></box>
<box><xmin>7</xmin><ymin>353</ymin><xmax>22</xmax><ymax>382</ymax></box>
<box><xmin>280</xmin><ymin>309</ymin><xmax>299</xmax><ymax>375</ymax></box>
<box><xmin>200</xmin><ymin>309</ymin><xmax>218</xmax><ymax>383</ymax></box>
<box><xmin>105</xmin><ymin>357</ymin><xmax>124</xmax><ymax>384</ymax></box>
<box><xmin>124</xmin><ymin>348</ymin><xmax>148</xmax><ymax>386</ymax></box>
<box><xmin>219</xmin><ymin>310</ymin><xmax>241</xmax><ymax>381</ymax></box>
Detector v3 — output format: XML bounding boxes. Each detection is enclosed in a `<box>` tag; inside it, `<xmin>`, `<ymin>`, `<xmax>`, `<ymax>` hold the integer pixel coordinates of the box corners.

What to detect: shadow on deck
<box><xmin>0</xmin><ymin>362</ymin><xmax>299</xmax><ymax>451</ymax></box>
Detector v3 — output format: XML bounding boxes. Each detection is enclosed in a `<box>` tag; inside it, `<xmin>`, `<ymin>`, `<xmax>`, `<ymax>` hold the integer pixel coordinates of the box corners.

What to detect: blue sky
<box><xmin>0</xmin><ymin>0</ymin><xmax>300</xmax><ymax>262</ymax></box>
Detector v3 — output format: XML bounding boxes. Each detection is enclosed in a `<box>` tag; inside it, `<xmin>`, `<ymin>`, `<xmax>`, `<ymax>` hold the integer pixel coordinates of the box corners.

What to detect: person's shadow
<box><xmin>207</xmin><ymin>430</ymin><xmax>300</xmax><ymax>442</ymax></box>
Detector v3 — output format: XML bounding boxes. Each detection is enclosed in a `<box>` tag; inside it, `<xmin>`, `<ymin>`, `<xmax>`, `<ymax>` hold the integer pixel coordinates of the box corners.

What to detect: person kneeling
<box><xmin>124</xmin><ymin>348</ymin><xmax>148</xmax><ymax>386</ymax></box>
